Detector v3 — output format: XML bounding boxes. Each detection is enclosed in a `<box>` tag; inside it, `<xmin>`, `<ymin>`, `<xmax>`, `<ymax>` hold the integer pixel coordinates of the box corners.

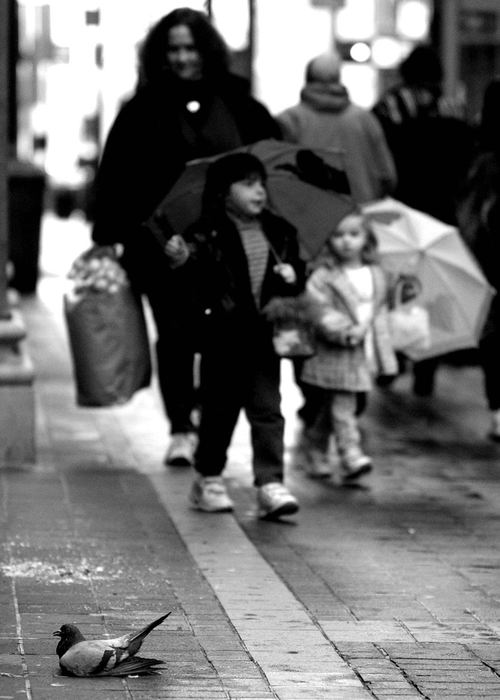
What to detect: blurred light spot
<box><xmin>341</xmin><ymin>62</ymin><xmax>377</xmax><ymax>109</ymax></box>
<box><xmin>396</xmin><ymin>0</ymin><xmax>431</xmax><ymax>41</ymax></box>
<box><xmin>211</xmin><ymin>0</ymin><xmax>250</xmax><ymax>51</ymax></box>
<box><xmin>350</xmin><ymin>42</ymin><xmax>371</xmax><ymax>63</ymax></box>
<box><xmin>336</xmin><ymin>0</ymin><xmax>375</xmax><ymax>40</ymax></box>
<box><xmin>371</xmin><ymin>36</ymin><xmax>405</xmax><ymax>69</ymax></box>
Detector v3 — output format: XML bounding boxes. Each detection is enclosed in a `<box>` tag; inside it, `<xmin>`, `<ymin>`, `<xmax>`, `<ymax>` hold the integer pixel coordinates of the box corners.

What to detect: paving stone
<box><xmin>29</xmin><ymin>692</ymin><xmax>127</xmax><ymax>700</ymax></box>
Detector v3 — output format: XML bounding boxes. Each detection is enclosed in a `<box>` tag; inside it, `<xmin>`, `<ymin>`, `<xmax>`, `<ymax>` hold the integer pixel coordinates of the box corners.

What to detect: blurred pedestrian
<box><xmin>90</xmin><ymin>8</ymin><xmax>280</xmax><ymax>467</ymax></box>
<box><xmin>299</xmin><ymin>211</ymin><xmax>397</xmax><ymax>481</ymax></box>
<box><xmin>277</xmin><ymin>51</ymin><xmax>397</xmax><ymax>204</ymax></box>
<box><xmin>164</xmin><ymin>153</ymin><xmax>305</xmax><ymax>519</ymax></box>
<box><xmin>277</xmin><ymin>51</ymin><xmax>396</xmax><ymax>426</ymax></box>
<box><xmin>373</xmin><ymin>44</ymin><xmax>474</xmax><ymax>397</ymax></box>
<box><xmin>456</xmin><ymin>78</ymin><xmax>500</xmax><ymax>440</ymax></box>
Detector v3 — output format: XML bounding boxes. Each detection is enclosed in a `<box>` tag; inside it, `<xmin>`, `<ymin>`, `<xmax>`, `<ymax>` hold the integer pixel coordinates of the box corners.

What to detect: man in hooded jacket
<box><xmin>276</xmin><ymin>52</ymin><xmax>396</xmax><ymax>205</ymax></box>
<box><xmin>91</xmin><ymin>9</ymin><xmax>280</xmax><ymax>467</ymax></box>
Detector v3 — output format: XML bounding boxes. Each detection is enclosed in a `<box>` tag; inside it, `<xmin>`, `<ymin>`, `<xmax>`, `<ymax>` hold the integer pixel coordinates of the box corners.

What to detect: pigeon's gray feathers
<box><xmin>53</xmin><ymin>611</ymin><xmax>170</xmax><ymax>677</ymax></box>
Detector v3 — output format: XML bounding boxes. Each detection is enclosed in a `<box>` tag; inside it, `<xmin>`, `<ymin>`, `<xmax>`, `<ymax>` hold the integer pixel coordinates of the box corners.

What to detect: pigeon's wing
<box><xmin>104</xmin><ymin>633</ymin><xmax>135</xmax><ymax>650</ymax></box>
<box><xmin>93</xmin><ymin>655</ymin><xmax>165</xmax><ymax>676</ymax></box>
<box><xmin>99</xmin><ymin>630</ymin><xmax>152</xmax><ymax>657</ymax></box>
<box><xmin>59</xmin><ymin>640</ymin><xmax>128</xmax><ymax>677</ymax></box>
<box><xmin>110</xmin><ymin>612</ymin><xmax>171</xmax><ymax>657</ymax></box>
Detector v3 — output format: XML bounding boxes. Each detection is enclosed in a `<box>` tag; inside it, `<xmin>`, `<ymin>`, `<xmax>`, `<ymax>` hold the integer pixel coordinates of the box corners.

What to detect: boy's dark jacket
<box><xmin>181</xmin><ymin>210</ymin><xmax>306</xmax><ymax>331</ymax></box>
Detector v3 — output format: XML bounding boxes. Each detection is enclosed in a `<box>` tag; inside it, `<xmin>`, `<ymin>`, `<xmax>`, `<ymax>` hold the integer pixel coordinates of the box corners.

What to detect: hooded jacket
<box><xmin>277</xmin><ymin>80</ymin><xmax>396</xmax><ymax>205</ymax></box>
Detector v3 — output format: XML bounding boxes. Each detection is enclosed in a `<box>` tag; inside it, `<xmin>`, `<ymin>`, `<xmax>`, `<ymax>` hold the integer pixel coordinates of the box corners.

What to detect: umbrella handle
<box><xmin>267</xmin><ymin>240</ymin><xmax>282</xmax><ymax>265</ymax></box>
<box><xmin>392</xmin><ymin>274</ymin><xmax>422</xmax><ymax>307</ymax></box>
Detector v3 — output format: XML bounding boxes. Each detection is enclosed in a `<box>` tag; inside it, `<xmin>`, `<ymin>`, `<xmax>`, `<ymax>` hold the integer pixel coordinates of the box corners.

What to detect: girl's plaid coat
<box><xmin>301</xmin><ymin>262</ymin><xmax>398</xmax><ymax>392</ymax></box>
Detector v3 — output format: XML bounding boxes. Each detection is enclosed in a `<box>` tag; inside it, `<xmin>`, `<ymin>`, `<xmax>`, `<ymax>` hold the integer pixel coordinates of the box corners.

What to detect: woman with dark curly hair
<box><xmin>137</xmin><ymin>8</ymin><xmax>229</xmax><ymax>87</ymax></box>
<box><xmin>91</xmin><ymin>8</ymin><xmax>280</xmax><ymax>466</ymax></box>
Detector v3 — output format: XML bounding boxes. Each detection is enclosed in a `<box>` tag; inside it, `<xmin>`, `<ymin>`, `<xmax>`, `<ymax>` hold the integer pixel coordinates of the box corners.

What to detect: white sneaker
<box><xmin>341</xmin><ymin>448</ymin><xmax>372</xmax><ymax>481</ymax></box>
<box><xmin>164</xmin><ymin>432</ymin><xmax>197</xmax><ymax>466</ymax></box>
<box><xmin>489</xmin><ymin>410</ymin><xmax>500</xmax><ymax>442</ymax></box>
<box><xmin>189</xmin><ymin>476</ymin><xmax>234</xmax><ymax>512</ymax></box>
<box><xmin>257</xmin><ymin>482</ymin><xmax>299</xmax><ymax>520</ymax></box>
<box><xmin>303</xmin><ymin>448</ymin><xmax>333</xmax><ymax>479</ymax></box>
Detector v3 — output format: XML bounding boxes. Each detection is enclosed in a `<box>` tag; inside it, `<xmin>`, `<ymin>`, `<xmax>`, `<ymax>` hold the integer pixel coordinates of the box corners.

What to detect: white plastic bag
<box><xmin>389</xmin><ymin>303</ymin><xmax>431</xmax><ymax>354</ymax></box>
<box><xmin>388</xmin><ymin>277</ymin><xmax>431</xmax><ymax>355</ymax></box>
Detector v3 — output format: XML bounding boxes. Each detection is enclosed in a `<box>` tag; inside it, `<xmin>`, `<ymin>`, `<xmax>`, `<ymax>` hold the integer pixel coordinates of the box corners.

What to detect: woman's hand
<box><xmin>274</xmin><ymin>263</ymin><xmax>297</xmax><ymax>285</ymax></box>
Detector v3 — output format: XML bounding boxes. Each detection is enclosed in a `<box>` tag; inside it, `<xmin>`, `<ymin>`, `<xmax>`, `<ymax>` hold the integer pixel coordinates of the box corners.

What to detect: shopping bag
<box><xmin>63</xmin><ymin>246</ymin><xmax>152</xmax><ymax>407</ymax></box>
<box><xmin>388</xmin><ymin>276</ymin><xmax>431</xmax><ymax>356</ymax></box>
<box><xmin>271</xmin><ymin>321</ymin><xmax>316</xmax><ymax>358</ymax></box>
<box><xmin>263</xmin><ymin>295</ymin><xmax>316</xmax><ymax>358</ymax></box>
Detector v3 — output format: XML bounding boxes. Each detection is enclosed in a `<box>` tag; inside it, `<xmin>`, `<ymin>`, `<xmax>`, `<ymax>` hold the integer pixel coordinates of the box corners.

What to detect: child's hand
<box><xmin>400</xmin><ymin>275</ymin><xmax>421</xmax><ymax>303</ymax></box>
<box><xmin>273</xmin><ymin>263</ymin><xmax>297</xmax><ymax>285</ymax></box>
<box><xmin>164</xmin><ymin>234</ymin><xmax>186</xmax><ymax>256</ymax></box>
<box><xmin>342</xmin><ymin>324</ymin><xmax>365</xmax><ymax>346</ymax></box>
<box><xmin>392</xmin><ymin>273</ymin><xmax>422</xmax><ymax>304</ymax></box>
<box><xmin>164</xmin><ymin>235</ymin><xmax>189</xmax><ymax>265</ymax></box>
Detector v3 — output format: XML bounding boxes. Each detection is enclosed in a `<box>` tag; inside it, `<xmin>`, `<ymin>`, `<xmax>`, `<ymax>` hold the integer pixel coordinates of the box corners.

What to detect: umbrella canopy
<box><xmin>362</xmin><ymin>197</ymin><xmax>495</xmax><ymax>360</ymax></box>
<box><xmin>145</xmin><ymin>139</ymin><xmax>355</xmax><ymax>260</ymax></box>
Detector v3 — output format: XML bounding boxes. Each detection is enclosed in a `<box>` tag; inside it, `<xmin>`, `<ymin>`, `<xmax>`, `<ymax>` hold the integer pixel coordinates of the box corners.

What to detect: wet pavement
<box><xmin>1</xmin><ymin>213</ymin><xmax>500</xmax><ymax>699</ymax></box>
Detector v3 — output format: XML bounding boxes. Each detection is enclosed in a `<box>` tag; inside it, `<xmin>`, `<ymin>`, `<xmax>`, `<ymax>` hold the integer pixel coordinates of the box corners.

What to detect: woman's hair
<box><xmin>479</xmin><ymin>77</ymin><xmax>500</xmax><ymax>154</ymax></box>
<box><xmin>200</xmin><ymin>153</ymin><xmax>267</xmax><ymax>223</ymax></box>
<box><xmin>137</xmin><ymin>7</ymin><xmax>230</xmax><ymax>87</ymax></box>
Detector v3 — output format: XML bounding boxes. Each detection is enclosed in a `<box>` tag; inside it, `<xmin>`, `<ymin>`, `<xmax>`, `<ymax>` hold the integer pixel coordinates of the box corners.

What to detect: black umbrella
<box><xmin>145</xmin><ymin>139</ymin><xmax>355</xmax><ymax>260</ymax></box>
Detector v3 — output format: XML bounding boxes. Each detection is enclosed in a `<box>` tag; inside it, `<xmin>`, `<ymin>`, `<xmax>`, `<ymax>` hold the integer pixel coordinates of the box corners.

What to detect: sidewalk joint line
<box><xmin>3</xmin><ymin>476</ymin><xmax>33</xmax><ymax>700</ymax></box>
<box><xmin>376</xmin><ymin>642</ymin><xmax>430</xmax><ymax>699</ymax></box>
<box><xmin>9</xmin><ymin>573</ymin><xmax>33</xmax><ymax>700</ymax></box>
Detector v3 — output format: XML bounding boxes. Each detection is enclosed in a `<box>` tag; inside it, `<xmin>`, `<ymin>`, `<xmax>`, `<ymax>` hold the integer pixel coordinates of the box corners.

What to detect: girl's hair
<box><xmin>359</xmin><ymin>226</ymin><xmax>379</xmax><ymax>264</ymax></box>
<box><xmin>200</xmin><ymin>153</ymin><xmax>267</xmax><ymax>222</ymax></box>
<box><xmin>137</xmin><ymin>7</ymin><xmax>230</xmax><ymax>88</ymax></box>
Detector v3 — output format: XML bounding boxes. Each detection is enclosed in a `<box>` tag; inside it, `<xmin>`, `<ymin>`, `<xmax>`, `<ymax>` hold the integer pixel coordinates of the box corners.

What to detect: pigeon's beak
<box><xmin>53</xmin><ymin>630</ymin><xmax>62</xmax><ymax>637</ymax></box>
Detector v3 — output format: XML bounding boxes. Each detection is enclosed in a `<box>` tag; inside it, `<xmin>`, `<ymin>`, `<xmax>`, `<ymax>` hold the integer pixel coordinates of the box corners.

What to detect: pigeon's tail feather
<box><xmin>95</xmin><ymin>656</ymin><xmax>165</xmax><ymax>677</ymax></box>
<box><xmin>128</xmin><ymin>612</ymin><xmax>171</xmax><ymax>652</ymax></box>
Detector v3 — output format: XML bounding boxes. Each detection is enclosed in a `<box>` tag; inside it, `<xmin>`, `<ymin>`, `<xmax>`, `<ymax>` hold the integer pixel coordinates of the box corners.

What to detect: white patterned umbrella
<box><xmin>362</xmin><ymin>198</ymin><xmax>495</xmax><ymax>360</ymax></box>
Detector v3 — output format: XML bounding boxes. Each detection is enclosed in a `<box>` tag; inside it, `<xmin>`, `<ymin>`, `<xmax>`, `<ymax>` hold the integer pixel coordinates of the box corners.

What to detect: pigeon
<box><xmin>53</xmin><ymin>611</ymin><xmax>171</xmax><ymax>677</ymax></box>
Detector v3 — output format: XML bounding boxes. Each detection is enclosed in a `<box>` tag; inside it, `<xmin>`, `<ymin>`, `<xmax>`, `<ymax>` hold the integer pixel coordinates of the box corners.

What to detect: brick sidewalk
<box><xmin>1</xmin><ymin>274</ymin><xmax>367</xmax><ymax>699</ymax></box>
<box><xmin>1</xmin><ymin>215</ymin><xmax>500</xmax><ymax>698</ymax></box>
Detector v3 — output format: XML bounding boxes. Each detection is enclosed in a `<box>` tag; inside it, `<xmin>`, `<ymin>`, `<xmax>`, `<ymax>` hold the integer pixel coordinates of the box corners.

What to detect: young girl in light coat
<box><xmin>300</xmin><ymin>211</ymin><xmax>398</xmax><ymax>481</ymax></box>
